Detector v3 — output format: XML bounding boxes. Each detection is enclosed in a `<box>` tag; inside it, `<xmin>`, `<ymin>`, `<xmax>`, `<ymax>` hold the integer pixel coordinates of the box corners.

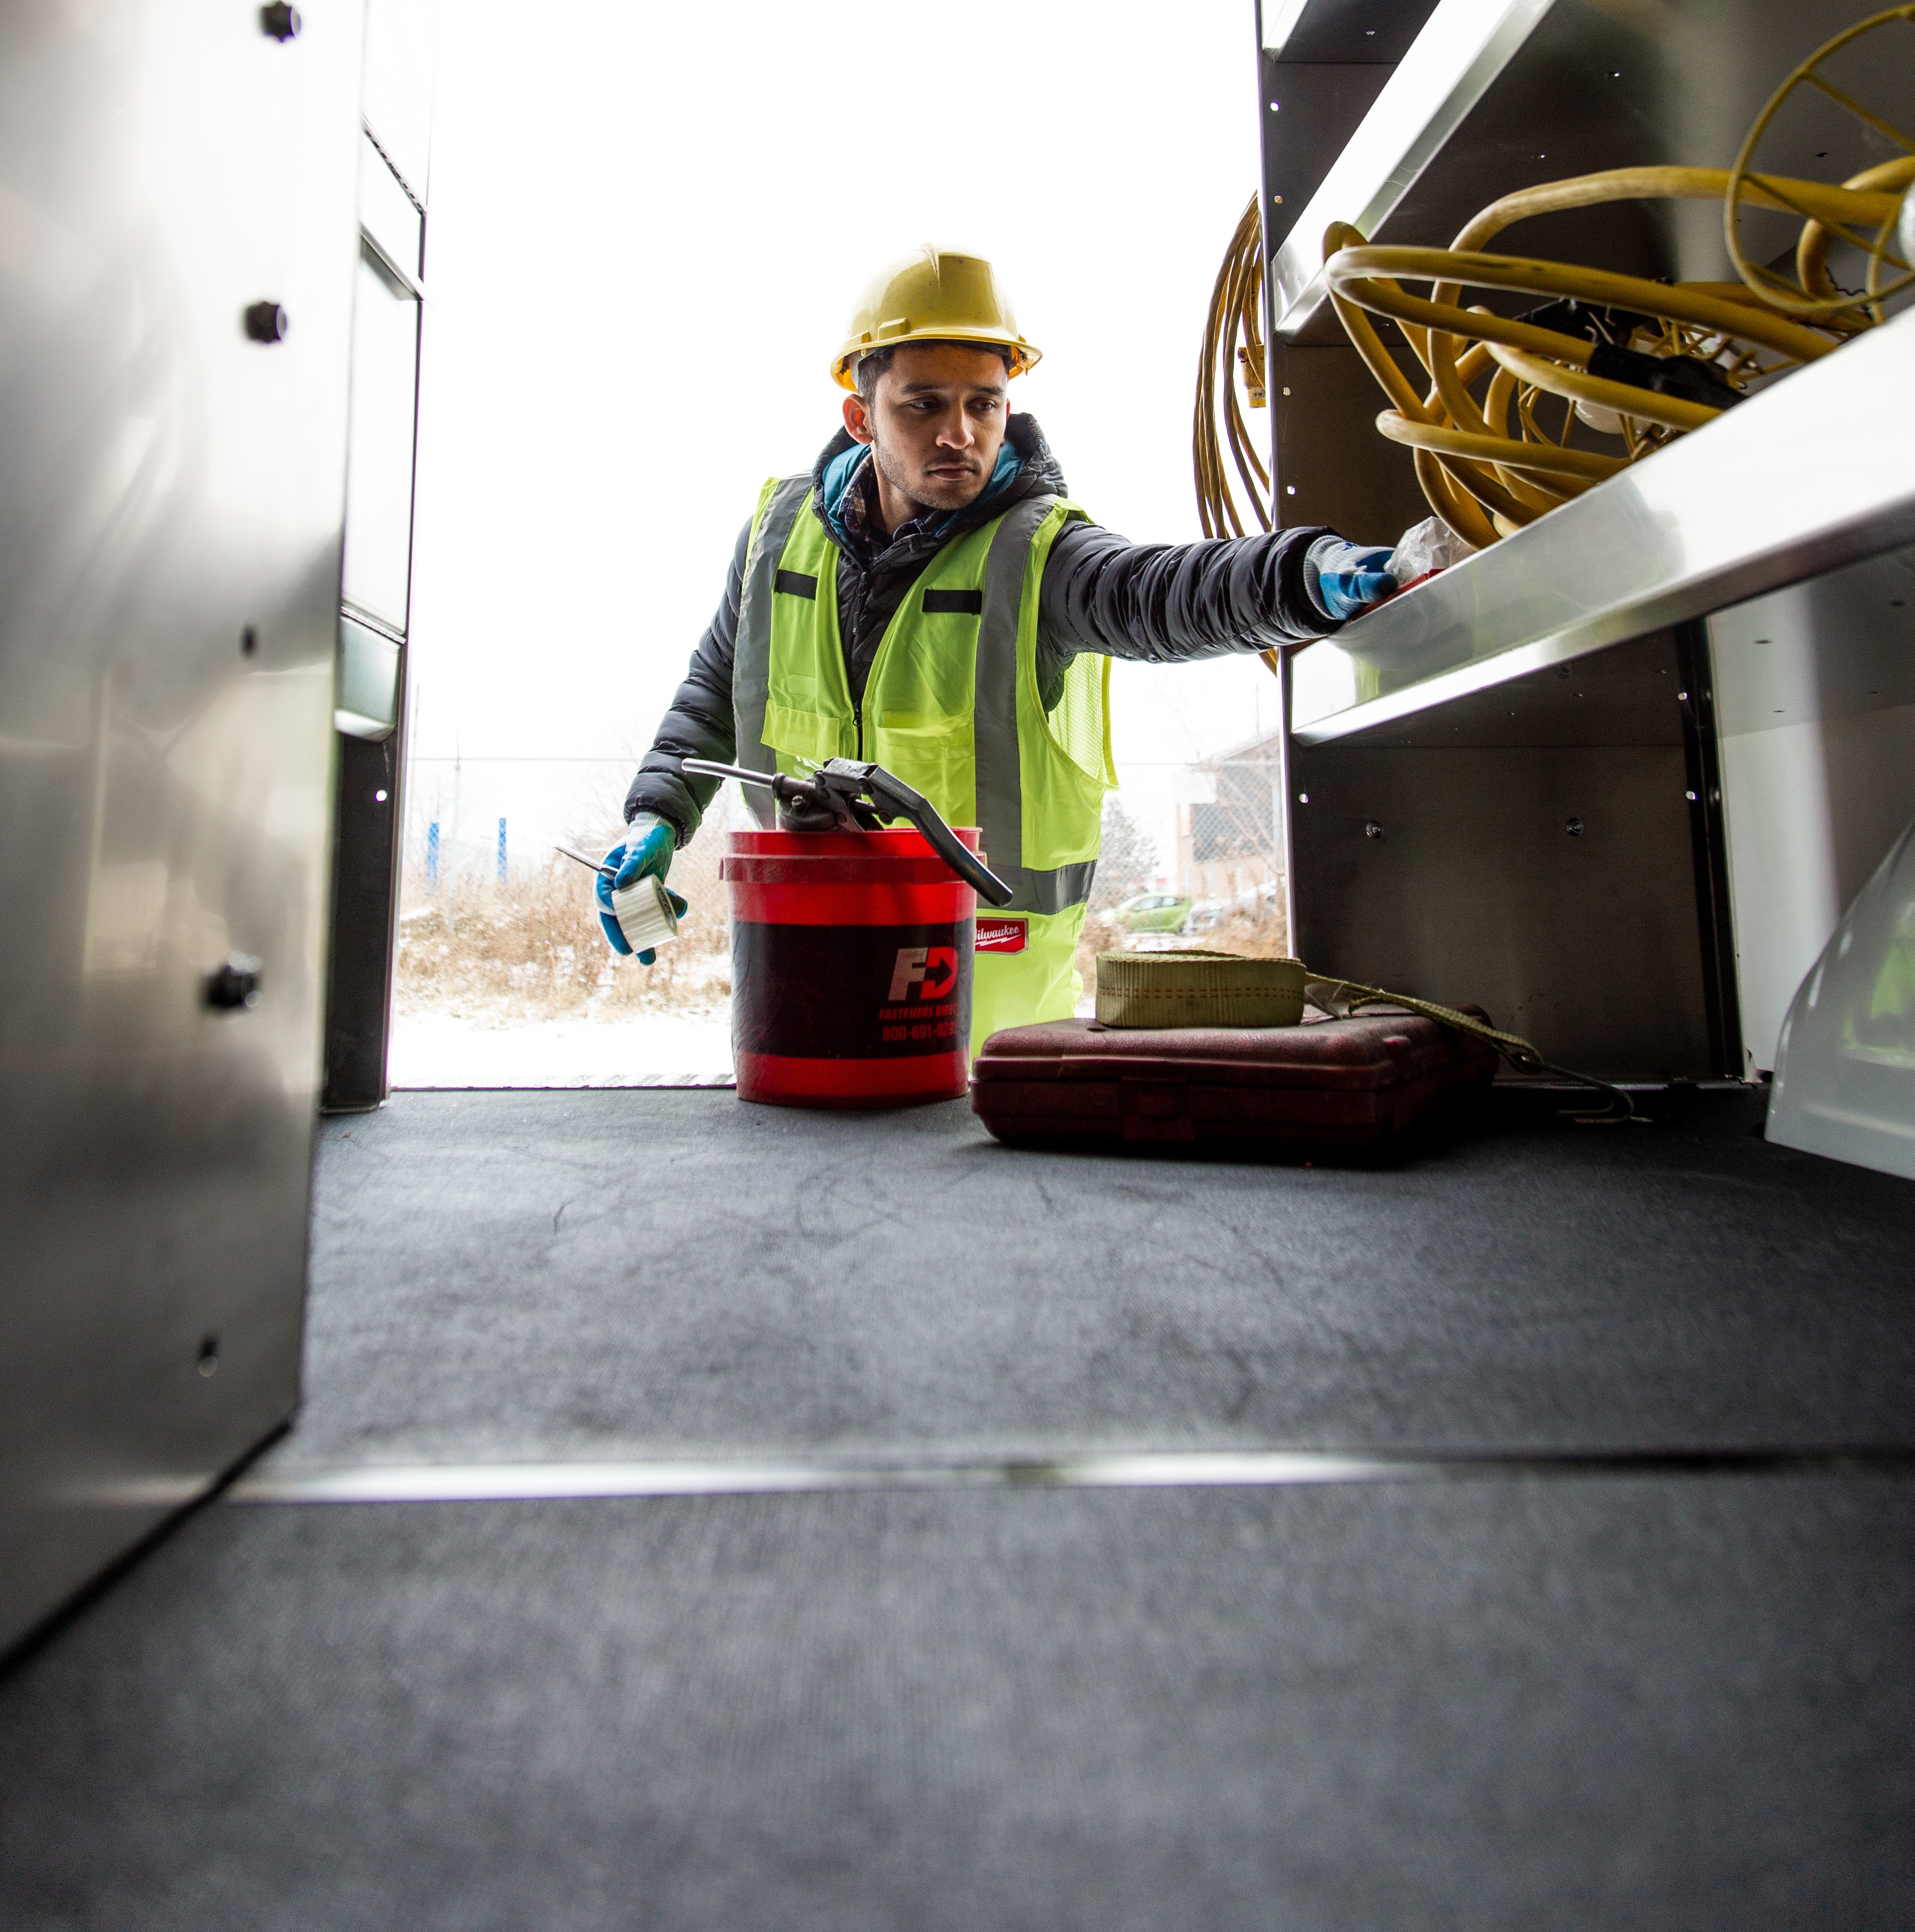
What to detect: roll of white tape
<box><xmin>611</xmin><ymin>874</ymin><xmax>680</xmax><ymax>953</ymax></box>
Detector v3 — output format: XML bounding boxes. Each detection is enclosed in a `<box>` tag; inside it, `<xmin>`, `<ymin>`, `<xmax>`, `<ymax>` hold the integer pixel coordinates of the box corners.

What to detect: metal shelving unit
<box><xmin>1257</xmin><ymin>0</ymin><xmax>1915</xmax><ymax>1086</ymax></box>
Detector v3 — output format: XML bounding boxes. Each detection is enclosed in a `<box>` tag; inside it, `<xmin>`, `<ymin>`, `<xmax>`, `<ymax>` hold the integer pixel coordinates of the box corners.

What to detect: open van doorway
<box><xmin>350</xmin><ymin>0</ymin><xmax>1284</xmax><ymax>1098</ymax></box>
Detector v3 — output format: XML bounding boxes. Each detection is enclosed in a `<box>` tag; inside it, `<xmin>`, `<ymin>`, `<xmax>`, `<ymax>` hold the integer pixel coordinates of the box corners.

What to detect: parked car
<box><xmin>1114</xmin><ymin>891</ymin><xmax>1193</xmax><ymax>933</ymax></box>
<box><xmin>1188</xmin><ymin>880</ymin><xmax>1283</xmax><ymax>933</ymax></box>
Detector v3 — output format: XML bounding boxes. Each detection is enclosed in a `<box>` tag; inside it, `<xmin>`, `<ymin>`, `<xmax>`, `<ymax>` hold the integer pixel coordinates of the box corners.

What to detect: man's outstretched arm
<box><xmin>1037</xmin><ymin>522</ymin><xmax>1382</xmax><ymax>667</ymax></box>
<box><xmin>621</xmin><ymin>518</ymin><xmax>753</xmax><ymax>842</ymax></box>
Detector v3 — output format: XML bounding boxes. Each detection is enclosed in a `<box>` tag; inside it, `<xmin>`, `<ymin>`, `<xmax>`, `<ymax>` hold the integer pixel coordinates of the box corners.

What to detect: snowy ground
<box><xmin>391</xmin><ymin>977</ymin><xmax>1100</xmax><ymax>1090</ymax></box>
<box><xmin>390</xmin><ymin>1010</ymin><xmax>735</xmax><ymax>1089</ymax></box>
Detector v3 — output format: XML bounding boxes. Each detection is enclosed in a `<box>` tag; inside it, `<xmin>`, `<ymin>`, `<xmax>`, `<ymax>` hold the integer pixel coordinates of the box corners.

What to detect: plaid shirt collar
<box><xmin>835</xmin><ymin>452</ymin><xmax>941</xmax><ymax>565</ymax></box>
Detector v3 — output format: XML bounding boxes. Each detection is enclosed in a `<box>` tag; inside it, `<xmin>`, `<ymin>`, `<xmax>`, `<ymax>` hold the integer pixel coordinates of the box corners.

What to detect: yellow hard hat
<box><xmin>830</xmin><ymin>245</ymin><xmax>1041</xmax><ymax>390</ymax></box>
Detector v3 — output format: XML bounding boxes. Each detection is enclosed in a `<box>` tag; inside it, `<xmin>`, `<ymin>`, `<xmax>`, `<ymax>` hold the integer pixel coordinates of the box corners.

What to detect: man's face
<box><xmin>843</xmin><ymin>342</ymin><xmax>1011</xmax><ymax>514</ymax></box>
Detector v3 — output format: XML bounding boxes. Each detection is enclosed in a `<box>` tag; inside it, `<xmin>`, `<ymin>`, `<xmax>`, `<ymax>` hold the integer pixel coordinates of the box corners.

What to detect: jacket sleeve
<box><xmin>1035</xmin><ymin>522</ymin><xmax>1338</xmax><ymax>671</ymax></box>
<box><xmin>621</xmin><ymin>519</ymin><xmax>751</xmax><ymax>843</ymax></box>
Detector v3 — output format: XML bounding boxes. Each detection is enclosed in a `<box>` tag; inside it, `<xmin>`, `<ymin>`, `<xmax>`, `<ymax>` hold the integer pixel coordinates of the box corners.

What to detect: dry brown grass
<box><xmin>395</xmin><ymin>822</ymin><xmax>732</xmax><ymax>1022</ymax></box>
<box><xmin>1186</xmin><ymin>902</ymin><xmax>1293</xmax><ymax>958</ymax></box>
<box><xmin>1072</xmin><ymin>909</ymin><xmax>1130</xmax><ymax>998</ymax></box>
<box><xmin>396</xmin><ymin>821</ymin><xmax>1290</xmax><ymax>1026</ymax></box>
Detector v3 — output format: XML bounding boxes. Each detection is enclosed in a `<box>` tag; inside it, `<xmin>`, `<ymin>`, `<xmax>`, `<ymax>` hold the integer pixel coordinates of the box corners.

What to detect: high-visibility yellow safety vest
<box><xmin>731</xmin><ymin>473</ymin><xmax>1115</xmax><ymax>1055</ymax></box>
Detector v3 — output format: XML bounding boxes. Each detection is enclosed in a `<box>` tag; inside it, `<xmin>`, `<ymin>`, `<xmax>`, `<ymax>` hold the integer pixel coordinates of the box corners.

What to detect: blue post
<box><xmin>497</xmin><ymin>817</ymin><xmax>508</xmax><ymax>883</ymax></box>
<box><xmin>426</xmin><ymin>820</ymin><xmax>440</xmax><ymax>892</ymax></box>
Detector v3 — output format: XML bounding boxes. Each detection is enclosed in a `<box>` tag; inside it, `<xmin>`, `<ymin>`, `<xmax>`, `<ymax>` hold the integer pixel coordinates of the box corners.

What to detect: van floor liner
<box><xmin>270</xmin><ymin>1085</ymin><xmax>1915</xmax><ymax>1468</ymax></box>
<box><xmin>3</xmin><ymin>1478</ymin><xmax>1911</xmax><ymax>1932</ymax></box>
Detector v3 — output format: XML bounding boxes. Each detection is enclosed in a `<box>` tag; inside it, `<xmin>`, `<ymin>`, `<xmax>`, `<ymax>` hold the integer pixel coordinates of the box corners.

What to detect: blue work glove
<box><xmin>1307</xmin><ymin>535</ymin><xmax>1398</xmax><ymax>622</ymax></box>
<box><xmin>595</xmin><ymin>811</ymin><xmax>686</xmax><ymax>964</ymax></box>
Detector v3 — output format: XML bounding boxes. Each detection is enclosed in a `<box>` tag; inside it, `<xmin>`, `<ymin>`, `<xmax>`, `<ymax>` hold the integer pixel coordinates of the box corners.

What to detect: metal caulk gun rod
<box><xmin>677</xmin><ymin>760</ymin><xmax>776</xmax><ymax>789</ymax></box>
<box><xmin>554</xmin><ymin>844</ymin><xmax>615</xmax><ymax>876</ymax></box>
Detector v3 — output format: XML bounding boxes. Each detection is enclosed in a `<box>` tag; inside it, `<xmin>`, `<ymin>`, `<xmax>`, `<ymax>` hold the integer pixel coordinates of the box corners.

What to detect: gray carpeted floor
<box><xmin>2</xmin><ymin>1477</ymin><xmax>1912</xmax><ymax>1932</ymax></box>
<box><xmin>275</xmin><ymin>1087</ymin><xmax>1915</xmax><ymax>1467</ymax></box>
<box><xmin>7</xmin><ymin>1087</ymin><xmax>1914</xmax><ymax>1929</ymax></box>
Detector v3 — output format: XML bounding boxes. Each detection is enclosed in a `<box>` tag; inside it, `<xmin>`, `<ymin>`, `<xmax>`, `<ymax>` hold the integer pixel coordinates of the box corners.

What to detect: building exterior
<box><xmin>1176</xmin><ymin>727</ymin><xmax>1287</xmax><ymax>909</ymax></box>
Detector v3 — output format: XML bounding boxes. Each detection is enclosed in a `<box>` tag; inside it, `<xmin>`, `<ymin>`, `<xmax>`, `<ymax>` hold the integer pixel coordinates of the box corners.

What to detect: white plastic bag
<box><xmin>1387</xmin><ymin>515</ymin><xmax>1476</xmax><ymax>588</ymax></box>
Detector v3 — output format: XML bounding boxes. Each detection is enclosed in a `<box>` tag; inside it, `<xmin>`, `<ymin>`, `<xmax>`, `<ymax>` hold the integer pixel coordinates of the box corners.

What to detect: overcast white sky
<box><xmin>404</xmin><ymin>0</ymin><xmax>1283</xmax><ymax>875</ymax></box>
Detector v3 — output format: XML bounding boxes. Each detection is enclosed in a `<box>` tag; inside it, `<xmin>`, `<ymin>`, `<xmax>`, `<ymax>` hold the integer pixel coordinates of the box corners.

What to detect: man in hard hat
<box><xmin>606</xmin><ymin>246</ymin><xmax>1396</xmax><ymax>1046</ymax></box>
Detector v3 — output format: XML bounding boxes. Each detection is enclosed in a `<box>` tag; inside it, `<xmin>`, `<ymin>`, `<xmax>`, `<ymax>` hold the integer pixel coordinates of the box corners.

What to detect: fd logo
<box><xmin>888</xmin><ymin>946</ymin><xmax>958</xmax><ymax>1001</ymax></box>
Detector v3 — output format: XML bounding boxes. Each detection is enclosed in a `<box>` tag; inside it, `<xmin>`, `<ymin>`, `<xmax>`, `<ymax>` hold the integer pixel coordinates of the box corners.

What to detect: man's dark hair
<box><xmin>854</xmin><ymin>339</ymin><xmax>1015</xmax><ymax>404</ymax></box>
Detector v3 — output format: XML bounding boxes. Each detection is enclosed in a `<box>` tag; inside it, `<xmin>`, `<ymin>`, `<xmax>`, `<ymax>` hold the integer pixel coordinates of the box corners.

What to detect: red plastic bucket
<box><xmin>720</xmin><ymin>826</ymin><xmax>979</xmax><ymax>1107</ymax></box>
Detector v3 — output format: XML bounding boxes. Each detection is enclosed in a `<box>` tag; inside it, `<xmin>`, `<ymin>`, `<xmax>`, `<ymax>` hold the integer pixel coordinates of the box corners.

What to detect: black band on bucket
<box><xmin>732</xmin><ymin>920</ymin><xmax>973</xmax><ymax>1060</ymax></box>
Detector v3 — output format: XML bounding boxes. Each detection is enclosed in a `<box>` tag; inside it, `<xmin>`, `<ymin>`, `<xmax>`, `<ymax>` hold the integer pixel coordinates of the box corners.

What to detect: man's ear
<box><xmin>842</xmin><ymin>391</ymin><xmax>874</xmax><ymax>446</ymax></box>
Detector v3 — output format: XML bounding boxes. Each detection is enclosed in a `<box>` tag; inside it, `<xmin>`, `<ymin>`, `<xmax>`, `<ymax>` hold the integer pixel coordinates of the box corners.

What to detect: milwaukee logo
<box><xmin>975</xmin><ymin>918</ymin><xmax>1027</xmax><ymax>955</ymax></box>
<box><xmin>888</xmin><ymin>946</ymin><xmax>958</xmax><ymax>1001</ymax></box>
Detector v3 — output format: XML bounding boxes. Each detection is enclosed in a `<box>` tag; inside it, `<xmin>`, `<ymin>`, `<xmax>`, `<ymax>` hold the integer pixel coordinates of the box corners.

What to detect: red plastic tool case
<box><xmin>970</xmin><ymin>1009</ymin><xmax>1498</xmax><ymax>1156</ymax></box>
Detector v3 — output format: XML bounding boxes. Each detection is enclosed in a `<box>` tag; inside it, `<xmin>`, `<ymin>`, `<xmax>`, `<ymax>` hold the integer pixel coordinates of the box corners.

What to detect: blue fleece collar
<box><xmin>820</xmin><ymin>442</ymin><xmax>867</xmax><ymax>544</ymax></box>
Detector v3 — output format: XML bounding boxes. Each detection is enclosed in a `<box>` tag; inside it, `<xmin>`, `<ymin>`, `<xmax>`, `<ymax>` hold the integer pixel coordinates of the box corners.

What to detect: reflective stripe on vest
<box><xmin>732</xmin><ymin>474</ymin><xmax>813</xmax><ymax>828</ymax></box>
<box><xmin>972</xmin><ymin>495</ymin><xmax>1100</xmax><ymax>917</ymax></box>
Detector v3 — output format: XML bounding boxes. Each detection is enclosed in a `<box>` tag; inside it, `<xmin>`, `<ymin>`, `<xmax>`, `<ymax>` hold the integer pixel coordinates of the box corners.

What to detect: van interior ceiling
<box><xmin>3</xmin><ymin>1</ymin><xmax>1914</xmax><ymax>1925</ymax></box>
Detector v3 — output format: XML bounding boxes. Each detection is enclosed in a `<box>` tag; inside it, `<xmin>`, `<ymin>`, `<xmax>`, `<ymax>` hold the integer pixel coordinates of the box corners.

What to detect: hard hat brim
<box><xmin>832</xmin><ymin>330</ymin><xmax>1042</xmax><ymax>391</ymax></box>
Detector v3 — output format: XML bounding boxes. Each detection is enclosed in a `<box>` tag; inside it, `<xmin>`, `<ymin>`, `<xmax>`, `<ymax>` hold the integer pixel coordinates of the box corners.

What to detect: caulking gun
<box><xmin>681</xmin><ymin>757</ymin><xmax>1016</xmax><ymax>907</ymax></box>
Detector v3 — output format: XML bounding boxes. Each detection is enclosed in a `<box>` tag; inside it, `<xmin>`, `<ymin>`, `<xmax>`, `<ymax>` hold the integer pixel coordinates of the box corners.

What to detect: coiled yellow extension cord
<box><xmin>1193</xmin><ymin>193</ymin><xmax>1272</xmax><ymax>541</ymax></box>
<box><xmin>1325</xmin><ymin>165</ymin><xmax>1908</xmax><ymax>544</ymax></box>
<box><xmin>1193</xmin><ymin>4</ymin><xmax>1915</xmax><ymax>549</ymax></box>
<box><xmin>1194</xmin><ymin>193</ymin><xmax>1280</xmax><ymax>674</ymax></box>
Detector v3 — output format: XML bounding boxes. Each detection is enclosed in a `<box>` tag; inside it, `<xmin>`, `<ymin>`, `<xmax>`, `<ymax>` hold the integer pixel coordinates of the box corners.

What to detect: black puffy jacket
<box><xmin>625</xmin><ymin>413</ymin><xmax>1336</xmax><ymax>840</ymax></box>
